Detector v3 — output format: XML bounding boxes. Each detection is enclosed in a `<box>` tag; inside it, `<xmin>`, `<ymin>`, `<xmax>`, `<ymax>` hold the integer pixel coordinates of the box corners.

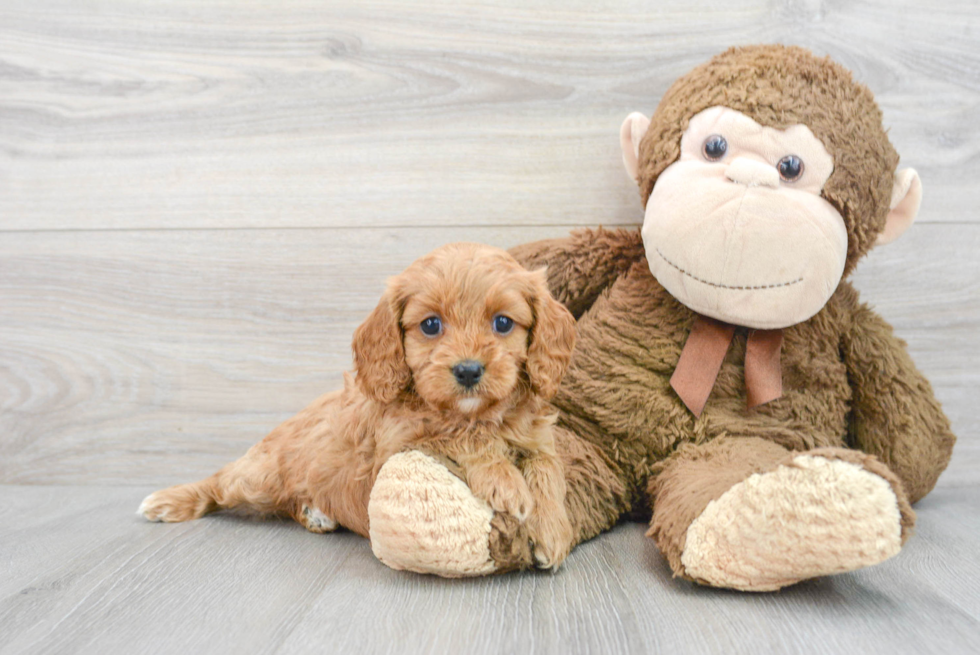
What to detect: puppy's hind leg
<box><xmin>139</xmin><ymin>448</ymin><xmax>287</xmax><ymax>523</ymax></box>
<box><xmin>139</xmin><ymin>477</ymin><xmax>221</xmax><ymax>523</ymax></box>
<box><xmin>296</xmin><ymin>504</ymin><xmax>339</xmax><ymax>534</ymax></box>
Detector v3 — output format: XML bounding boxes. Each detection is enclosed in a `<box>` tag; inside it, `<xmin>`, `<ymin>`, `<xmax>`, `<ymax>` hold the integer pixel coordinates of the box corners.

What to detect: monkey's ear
<box><xmin>620</xmin><ymin>112</ymin><xmax>651</xmax><ymax>183</ymax></box>
<box><xmin>876</xmin><ymin>168</ymin><xmax>922</xmax><ymax>246</ymax></box>
<box><xmin>352</xmin><ymin>281</ymin><xmax>412</xmax><ymax>404</ymax></box>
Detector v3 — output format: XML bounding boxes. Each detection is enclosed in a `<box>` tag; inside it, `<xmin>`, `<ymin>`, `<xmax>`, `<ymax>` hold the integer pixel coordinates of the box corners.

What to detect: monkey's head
<box><xmin>621</xmin><ymin>45</ymin><xmax>921</xmax><ymax>329</ymax></box>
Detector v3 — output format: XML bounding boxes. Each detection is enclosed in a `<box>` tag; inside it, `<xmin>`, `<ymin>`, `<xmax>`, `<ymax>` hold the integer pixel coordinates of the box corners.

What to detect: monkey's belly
<box><xmin>552</xmin><ymin>264</ymin><xmax>852</xmax><ymax>477</ymax></box>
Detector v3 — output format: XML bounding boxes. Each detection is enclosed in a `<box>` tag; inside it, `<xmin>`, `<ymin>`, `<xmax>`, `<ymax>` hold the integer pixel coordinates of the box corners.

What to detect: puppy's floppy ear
<box><xmin>525</xmin><ymin>268</ymin><xmax>576</xmax><ymax>399</ymax></box>
<box><xmin>352</xmin><ymin>279</ymin><xmax>412</xmax><ymax>404</ymax></box>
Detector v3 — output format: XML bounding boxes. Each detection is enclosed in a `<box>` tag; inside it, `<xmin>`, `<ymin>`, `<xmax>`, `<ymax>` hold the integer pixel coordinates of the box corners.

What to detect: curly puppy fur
<box><xmin>139</xmin><ymin>243</ymin><xmax>577</xmax><ymax>568</ymax></box>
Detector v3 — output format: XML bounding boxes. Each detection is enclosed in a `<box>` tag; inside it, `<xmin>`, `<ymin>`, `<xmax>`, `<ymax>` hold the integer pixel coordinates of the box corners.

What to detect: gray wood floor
<box><xmin>2</xmin><ymin>1</ymin><xmax>978</xmax><ymax>653</ymax></box>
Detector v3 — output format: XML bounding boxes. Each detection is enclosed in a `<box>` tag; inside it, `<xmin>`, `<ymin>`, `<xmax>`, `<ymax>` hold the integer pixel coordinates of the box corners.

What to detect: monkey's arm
<box><xmin>509</xmin><ymin>227</ymin><xmax>644</xmax><ymax>319</ymax></box>
<box><xmin>841</xmin><ymin>298</ymin><xmax>956</xmax><ymax>504</ymax></box>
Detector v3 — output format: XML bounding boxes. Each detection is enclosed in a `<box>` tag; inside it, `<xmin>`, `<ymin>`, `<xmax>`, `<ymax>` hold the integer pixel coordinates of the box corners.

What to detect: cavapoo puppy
<box><xmin>139</xmin><ymin>242</ymin><xmax>577</xmax><ymax>568</ymax></box>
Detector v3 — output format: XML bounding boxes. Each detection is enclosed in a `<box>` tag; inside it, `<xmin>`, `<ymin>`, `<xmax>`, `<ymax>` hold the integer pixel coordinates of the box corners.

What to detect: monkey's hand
<box><xmin>368</xmin><ymin>450</ymin><xmax>533</xmax><ymax>577</ymax></box>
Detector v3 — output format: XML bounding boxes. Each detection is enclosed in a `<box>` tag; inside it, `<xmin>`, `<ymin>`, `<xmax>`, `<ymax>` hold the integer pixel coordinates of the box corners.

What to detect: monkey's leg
<box><xmin>367</xmin><ymin>428</ymin><xmax>628</xmax><ymax>577</ymax></box>
<box><xmin>647</xmin><ymin>437</ymin><xmax>916</xmax><ymax>591</ymax></box>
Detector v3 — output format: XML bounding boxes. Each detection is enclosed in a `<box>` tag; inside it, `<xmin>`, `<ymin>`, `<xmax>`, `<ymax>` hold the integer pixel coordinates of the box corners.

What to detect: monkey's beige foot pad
<box><xmin>681</xmin><ymin>454</ymin><xmax>905</xmax><ymax>592</ymax></box>
<box><xmin>368</xmin><ymin>450</ymin><xmax>497</xmax><ymax>577</ymax></box>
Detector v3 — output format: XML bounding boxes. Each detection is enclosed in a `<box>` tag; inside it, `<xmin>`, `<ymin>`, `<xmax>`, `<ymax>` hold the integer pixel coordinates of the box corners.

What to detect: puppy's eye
<box><xmin>492</xmin><ymin>315</ymin><xmax>514</xmax><ymax>335</ymax></box>
<box><xmin>420</xmin><ymin>316</ymin><xmax>442</xmax><ymax>337</ymax></box>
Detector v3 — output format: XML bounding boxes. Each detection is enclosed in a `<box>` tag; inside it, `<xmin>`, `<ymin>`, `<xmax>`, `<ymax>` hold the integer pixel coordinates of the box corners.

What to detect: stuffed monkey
<box><xmin>367</xmin><ymin>45</ymin><xmax>956</xmax><ymax>591</ymax></box>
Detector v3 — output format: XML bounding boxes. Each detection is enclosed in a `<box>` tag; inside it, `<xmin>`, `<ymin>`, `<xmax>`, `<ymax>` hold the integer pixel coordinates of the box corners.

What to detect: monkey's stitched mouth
<box><xmin>655</xmin><ymin>248</ymin><xmax>803</xmax><ymax>291</ymax></box>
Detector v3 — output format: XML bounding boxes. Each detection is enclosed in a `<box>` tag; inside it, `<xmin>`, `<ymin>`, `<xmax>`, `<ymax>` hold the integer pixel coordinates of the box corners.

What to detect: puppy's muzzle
<box><xmin>452</xmin><ymin>360</ymin><xmax>484</xmax><ymax>389</ymax></box>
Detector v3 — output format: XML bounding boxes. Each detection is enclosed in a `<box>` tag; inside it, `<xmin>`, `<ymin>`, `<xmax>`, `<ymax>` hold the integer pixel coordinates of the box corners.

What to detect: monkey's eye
<box><xmin>777</xmin><ymin>155</ymin><xmax>804</xmax><ymax>181</ymax></box>
<box><xmin>420</xmin><ymin>316</ymin><xmax>443</xmax><ymax>337</ymax></box>
<box><xmin>492</xmin><ymin>315</ymin><xmax>514</xmax><ymax>335</ymax></box>
<box><xmin>702</xmin><ymin>135</ymin><xmax>728</xmax><ymax>160</ymax></box>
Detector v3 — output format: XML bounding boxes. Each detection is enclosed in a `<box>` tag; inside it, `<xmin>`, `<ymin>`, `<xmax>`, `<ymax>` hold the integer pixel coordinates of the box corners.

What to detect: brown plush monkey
<box><xmin>366</xmin><ymin>45</ymin><xmax>956</xmax><ymax>591</ymax></box>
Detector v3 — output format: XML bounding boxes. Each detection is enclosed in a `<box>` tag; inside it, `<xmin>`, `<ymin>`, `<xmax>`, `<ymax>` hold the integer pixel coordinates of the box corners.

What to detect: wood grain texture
<box><xmin>1</xmin><ymin>485</ymin><xmax>978</xmax><ymax>655</ymax></box>
<box><xmin>1</xmin><ymin>0</ymin><xmax>979</xmax><ymax>653</ymax></box>
<box><xmin>1</xmin><ymin>223</ymin><xmax>976</xmax><ymax>486</ymax></box>
<box><xmin>1</xmin><ymin>0</ymin><xmax>978</xmax><ymax>232</ymax></box>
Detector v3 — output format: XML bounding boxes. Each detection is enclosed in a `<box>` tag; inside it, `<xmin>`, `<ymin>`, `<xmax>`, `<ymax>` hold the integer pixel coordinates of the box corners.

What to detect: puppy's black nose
<box><xmin>453</xmin><ymin>361</ymin><xmax>484</xmax><ymax>388</ymax></box>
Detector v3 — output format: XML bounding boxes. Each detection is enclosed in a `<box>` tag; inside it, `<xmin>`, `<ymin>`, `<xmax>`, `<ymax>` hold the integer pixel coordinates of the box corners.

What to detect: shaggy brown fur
<box><xmin>140</xmin><ymin>243</ymin><xmax>578</xmax><ymax>568</ymax></box>
<box><xmin>495</xmin><ymin>45</ymin><xmax>956</xmax><ymax>582</ymax></box>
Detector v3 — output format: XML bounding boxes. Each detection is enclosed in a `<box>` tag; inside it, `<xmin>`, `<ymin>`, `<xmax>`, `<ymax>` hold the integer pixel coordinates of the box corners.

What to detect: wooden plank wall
<box><xmin>2</xmin><ymin>0</ymin><xmax>976</xmax><ymax>486</ymax></box>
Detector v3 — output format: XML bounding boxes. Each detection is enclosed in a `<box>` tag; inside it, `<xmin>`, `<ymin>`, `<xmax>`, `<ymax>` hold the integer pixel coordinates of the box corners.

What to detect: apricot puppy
<box><xmin>139</xmin><ymin>242</ymin><xmax>577</xmax><ymax>569</ymax></box>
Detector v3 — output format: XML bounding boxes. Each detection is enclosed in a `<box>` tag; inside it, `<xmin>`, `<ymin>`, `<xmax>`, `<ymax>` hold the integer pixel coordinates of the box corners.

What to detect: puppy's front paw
<box><xmin>485</xmin><ymin>484</ymin><xmax>534</xmax><ymax>522</ymax></box>
<box><xmin>470</xmin><ymin>466</ymin><xmax>535</xmax><ymax>521</ymax></box>
<box><xmin>527</xmin><ymin>508</ymin><xmax>574</xmax><ymax>570</ymax></box>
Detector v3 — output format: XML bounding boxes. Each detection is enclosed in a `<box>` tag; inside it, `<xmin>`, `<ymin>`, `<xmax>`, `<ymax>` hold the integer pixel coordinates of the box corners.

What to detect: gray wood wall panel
<box><xmin>1</xmin><ymin>224</ymin><xmax>975</xmax><ymax>486</ymax></box>
<box><xmin>1</xmin><ymin>0</ymin><xmax>977</xmax><ymax>232</ymax></box>
<box><xmin>1</xmin><ymin>0</ymin><xmax>978</xmax><ymax>653</ymax></box>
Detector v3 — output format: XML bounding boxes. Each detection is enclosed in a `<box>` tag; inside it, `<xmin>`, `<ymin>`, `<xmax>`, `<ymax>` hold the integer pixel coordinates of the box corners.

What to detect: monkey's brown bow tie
<box><xmin>670</xmin><ymin>314</ymin><xmax>783</xmax><ymax>417</ymax></box>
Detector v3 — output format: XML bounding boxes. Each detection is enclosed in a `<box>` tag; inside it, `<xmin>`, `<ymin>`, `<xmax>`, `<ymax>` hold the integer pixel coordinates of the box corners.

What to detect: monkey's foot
<box><xmin>368</xmin><ymin>450</ymin><xmax>531</xmax><ymax>577</ymax></box>
<box><xmin>680</xmin><ymin>451</ymin><xmax>915</xmax><ymax>591</ymax></box>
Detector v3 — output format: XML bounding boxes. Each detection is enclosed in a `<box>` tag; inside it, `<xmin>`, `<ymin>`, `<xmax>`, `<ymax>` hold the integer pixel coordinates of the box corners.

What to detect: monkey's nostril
<box><xmin>452</xmin><ymin>361</ymin><xmax>484</xmax><ymax>388</ymax></box>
